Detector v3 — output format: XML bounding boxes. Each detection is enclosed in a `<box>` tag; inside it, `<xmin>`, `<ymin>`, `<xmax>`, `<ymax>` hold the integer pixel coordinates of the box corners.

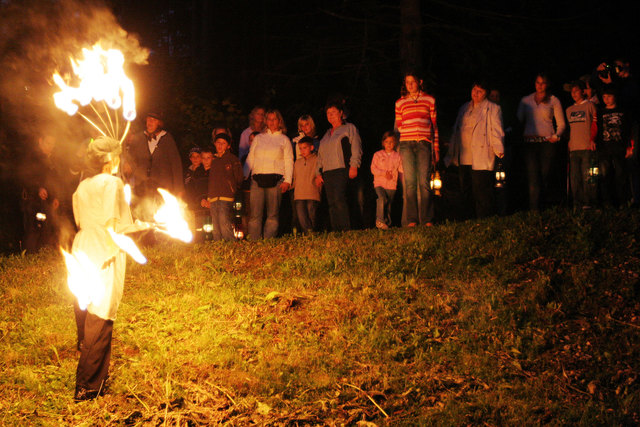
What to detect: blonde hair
<box><xmin>297</xmin><ymin>114</ymin><xmax>316</xmax><ymax>137</ymax></box>
<box><xmin>87</xmin><ymin>136</ymin><xmax>121</xmax><ymax>174</ymax></box>
<box><xmin>265</xmin><ymin>109</ymin><xmax>287</xmax><ymax>133</ymax></box>
<box><xmin>249</xmin><ymin>106</ymin><xmax>266</xmax><ymax>131</ymax></box>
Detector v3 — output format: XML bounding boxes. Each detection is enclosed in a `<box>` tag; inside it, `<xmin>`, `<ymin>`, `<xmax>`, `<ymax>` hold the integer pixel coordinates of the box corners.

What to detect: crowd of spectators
<box><xmin>19</xmin><ymin>58</ymin><xmax>639</xmax><ymax>248</ymax></box>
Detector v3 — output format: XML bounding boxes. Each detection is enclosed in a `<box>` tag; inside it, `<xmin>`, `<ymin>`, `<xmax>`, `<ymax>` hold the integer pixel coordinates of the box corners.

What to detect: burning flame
<box><xmin>107</xmin><ymin>229</ymin><xmax>147</xmax><ymax>264</ymax></box>
<box><xmin>154</xmin><ymin>188</ymin><xmax>193</xmax><ymax>243</ymax></box>
<box><xmin>52</xmin><ymin>43</ymin><xmax>136</xmax><ymax>141</ymax></box>
<box><xmin>123</xmin><ymin>183</ymin><xmax>132</xmax><ymax>205</ymax></box>
<box><xmin>61</xmin><ymin>249</ymin><xmax>105</xmax><ymax>310</ymax></box>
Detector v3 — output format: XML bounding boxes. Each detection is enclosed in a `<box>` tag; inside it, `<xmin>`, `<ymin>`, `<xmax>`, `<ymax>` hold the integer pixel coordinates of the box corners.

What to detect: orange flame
<box><xmin>52</xmin><ymin>44</ymin><xmax>136</xmax><ymax>140</ymax></box>
<box><xmin>61</xmin><ymin>249</ymin><xmax>105</xmax><ymax>310</ymax></box>
<box><xmin>123</xmin><ymin>183</ymin><xmax>132</xmax><ymax>205</ymax></box>
<box><xmin>107</xmin><ymin>229</ymin><xmax>147</xmax><ymax>264</ymax></box>
<box><xmin>154</xmin><ymin>188</ymin><xmax>193</xmax><ymax>243</ymax></box>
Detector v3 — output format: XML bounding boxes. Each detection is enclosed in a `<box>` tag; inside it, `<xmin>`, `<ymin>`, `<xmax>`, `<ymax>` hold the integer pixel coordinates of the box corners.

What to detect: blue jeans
<box><xmin>209</xmin><ymin>200</ymin><xmax>234</xmax><ymax>241</ymax></box>
<box><xmin>295</xmin><ymin>200</ymin><xmax>319</xmax><ymax>233</ymax></box>
<box><xmin>375</xmin><ymin>187</ymin><xmax>395</xmax><ymax>225</ymax></box>
<box><xmin>248</xmin><ymin>179</ymin><xmax>282</xmax><ymax>240</ymax></box>
<box><xmin>322</xmin><ymin>168</ymin><xmax>350</xmax><ymax>231</ymax></box>
<box><xmin>399</xmin><ymin>140</ymin><xmax>433</xmax><ymax>225</ymax></box>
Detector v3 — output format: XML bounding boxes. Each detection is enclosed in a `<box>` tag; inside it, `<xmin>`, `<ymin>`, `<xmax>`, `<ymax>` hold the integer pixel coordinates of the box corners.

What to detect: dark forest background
<box><xmin>0</xmin><ymin>0</ymin><xmax>639</xmax><ymax>251</ymax></box>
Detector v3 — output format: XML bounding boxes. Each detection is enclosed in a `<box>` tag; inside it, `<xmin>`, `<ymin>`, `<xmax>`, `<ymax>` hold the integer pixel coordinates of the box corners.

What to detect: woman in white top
<box><xmin>446</xmin><ymin>81</ymin><xmax>505</xmax><ymax>218</ymax></box>
<box><xmin>245</xmin><ymin>109</ymin><xmax>294</xmax><ymax>239</ymax></box>
<box><xmin>516</xmin><ymin>73</ymin><xmax>566</xmax><ymax>210</ymax></box>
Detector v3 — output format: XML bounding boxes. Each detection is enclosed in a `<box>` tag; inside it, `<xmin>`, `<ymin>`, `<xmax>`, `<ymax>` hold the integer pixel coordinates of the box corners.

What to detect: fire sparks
<box><xmin>154</xmin><ymin>189</ymin><xmax>193</xmax><ymax>243</ymax></box>
<box><xmin>52</xmin><ymin>44</ymin><xmax>136</xmax><ymax>143</ymax></box>
<box><xmin>61</xmin><ymin>249</ymin><xmax>105</xmax><ymax>310</ymax></box>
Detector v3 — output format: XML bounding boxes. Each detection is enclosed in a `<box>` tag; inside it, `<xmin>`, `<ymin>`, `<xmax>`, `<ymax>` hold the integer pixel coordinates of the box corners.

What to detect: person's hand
<box><xmin>200</xmin><ymin>199</ymin><xmax>210</xmax><ymax>208</ymax></box>
<box><xmin>546</xmin><ymin>135</ymin><xmax>559</xmax><ymax>143</ymax></box>
<box><xmin>385</xmin><ymin>171</ymin><xmax>393</xmax><ymax>180</ymax></box>
<box><xmin>590</xmin><ymin>141</ymin><xmax>596</xmax><ymax>151</ymax></box>
<box><xmin>496</xmin><ymin>152</ymin><xmax>505</xmax><ymax>159</ymax></box>
<box><xmin>38</xmin><ymin>187</ymin><xmax>48</xmax><ymax>200</ymax></box>
<box><xmin>122</xmin><ymin>162</ymin><xmax>132</xmax><ymax>177</ymax></box>
<box><xmin>349</xmin><ymin>166</ymin><xmax>358</xmax><ymax>179</ymax></box>
<box><xmin>314</xmin><ymin>175</ymin><xmax>324</xmax><ymax>188</ymax></box>
<box><xmin>626</xmin><ymin>146</ymin><xmax>634</xmax><ymax>159</ymax></box>
<box><xmin>597</xmin><ymin>63</ymin><xmax>612</xmax><ymax>84</ymax></box>
<box><xmin>52</xmin><ymin>198</ymin><xmax>60</xmax><ymax>211</ymax></box>
<box><xmin>280</xmin><ymin>182</ymin><xmax>291</xmax><ymax>193</ymax></box>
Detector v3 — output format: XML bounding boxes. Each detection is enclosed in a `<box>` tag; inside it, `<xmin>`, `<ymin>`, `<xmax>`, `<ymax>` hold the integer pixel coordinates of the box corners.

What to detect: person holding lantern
<box><xmin>70</xmin><ymin>136</ymin><xmax>133</xmax><ymax>401</ymax></box>
<box><xmin>566</xmin><ymin>80</ymin><xmax>598</xmax><ymax>209</ymax></box>
<box><xmin>445</xmin><ymin>81</ymin><xmax>505</xmax><ymax>218</ymax></box>
<box><xmin>394</xmin><ymin>70</ymin><xmax>439</xmax><ymax>226</ymax></box>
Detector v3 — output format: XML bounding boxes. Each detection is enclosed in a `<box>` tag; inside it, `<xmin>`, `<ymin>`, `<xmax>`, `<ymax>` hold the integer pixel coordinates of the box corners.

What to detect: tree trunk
<box><xmin>400</xmin><ymin>0</ymin><xmax>422</xmax><ymax>73</ymax></box>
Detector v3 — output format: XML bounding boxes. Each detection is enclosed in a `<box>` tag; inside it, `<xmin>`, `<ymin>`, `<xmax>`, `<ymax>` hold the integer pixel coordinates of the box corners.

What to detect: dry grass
<box><xmin>0</xmin><ymin>207</ymin><xmax>639</xmax><ymax>425</ymax></box>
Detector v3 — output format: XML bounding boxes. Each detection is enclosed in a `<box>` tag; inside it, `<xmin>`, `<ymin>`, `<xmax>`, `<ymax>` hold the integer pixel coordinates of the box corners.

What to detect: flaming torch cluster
<box><xmin>53</xmin><ymin>44</ymin><xmax>136</xmax><ymax>143</ymax></box>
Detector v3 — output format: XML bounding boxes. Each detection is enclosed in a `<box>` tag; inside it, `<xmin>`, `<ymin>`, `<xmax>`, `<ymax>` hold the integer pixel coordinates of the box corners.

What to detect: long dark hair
<box><xmin>400</xmin><ymin>70</ymin><xmax>425</xmax><ymax>97</ymax></box>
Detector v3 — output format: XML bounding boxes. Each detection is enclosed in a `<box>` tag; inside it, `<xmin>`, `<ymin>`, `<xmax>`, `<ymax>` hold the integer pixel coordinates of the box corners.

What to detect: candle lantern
<box><xmin>588</xmin><ymin>156</ymin><xmax>599</xmax><ymax>185</ymax></box>
<box><xmin>430</xmin><ymin>170</ymin><xmax>442</xmax><ymax>196</ymax></box>
<box><xmin>495</xmin><ymin>160</ymin><xmax>507</xmax><ymax>188</ymax></box>
<box><xmin>233</xmin><ymin>196</ymin><xmax>244</xmax><ymax>240</ymax></box>
<box><xmin>202</xmin><ymin>215</ymin><xmax>213</xmax><ymax>240</ymax></box>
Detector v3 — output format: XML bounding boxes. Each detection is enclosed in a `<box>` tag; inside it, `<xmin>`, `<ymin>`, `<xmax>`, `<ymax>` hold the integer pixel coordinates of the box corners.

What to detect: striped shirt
<box><xmin>395</xmin><ymin>92</ymin><xmax>439</xmax><ymax>153</ymax></box>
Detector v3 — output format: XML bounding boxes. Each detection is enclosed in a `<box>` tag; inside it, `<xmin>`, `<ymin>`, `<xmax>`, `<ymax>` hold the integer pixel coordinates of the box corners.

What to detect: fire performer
<box><xmin>71</xmin><ymin>136</ymin><xmax>132</xmax><ymax>401</ymax></box>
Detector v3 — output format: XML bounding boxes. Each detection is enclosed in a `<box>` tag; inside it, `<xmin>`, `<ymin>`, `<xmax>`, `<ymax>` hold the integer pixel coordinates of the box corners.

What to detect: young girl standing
<box><xmin>371</xmin><ymin>132</ymin><xmax>403</xmax><ymax>229</ymax></box>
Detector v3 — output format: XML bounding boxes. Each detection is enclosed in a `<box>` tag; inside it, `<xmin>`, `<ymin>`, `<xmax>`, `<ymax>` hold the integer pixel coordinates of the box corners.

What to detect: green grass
<box><xmin>1</xmin><ymin>207</ymin><xmax>639</xmax><ymax>425</ymax></box>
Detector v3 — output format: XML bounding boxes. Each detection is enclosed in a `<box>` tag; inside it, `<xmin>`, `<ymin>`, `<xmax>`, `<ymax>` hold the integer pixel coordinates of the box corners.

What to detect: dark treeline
<box><xmin>0</xmin><ymin>0</ymin><xmax>638</xmax><ymax>251</ymax></box>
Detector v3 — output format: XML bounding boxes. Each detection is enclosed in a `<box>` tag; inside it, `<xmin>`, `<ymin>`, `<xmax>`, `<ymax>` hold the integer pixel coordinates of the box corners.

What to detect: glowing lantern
<box><xmin>495</xmin><ymin>160</ymin><xmax>507</xmax><ymax>188</ymax></box>
<box><xmin>430</xmin><ymin>171</ymin><xmax>442</xmax><ymax>196</ymax></box>
<box><xmin>588</xmin><ymin>156</ymin><xmax>600</xmax><ymax>185</ymax></box>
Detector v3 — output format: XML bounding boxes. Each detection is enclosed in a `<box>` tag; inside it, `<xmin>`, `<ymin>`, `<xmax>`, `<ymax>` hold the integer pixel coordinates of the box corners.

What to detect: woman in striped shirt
<box><xmin>395</xmin><ymin>71</ymin><xmax>439</xmax><ymax>226</ymax></box>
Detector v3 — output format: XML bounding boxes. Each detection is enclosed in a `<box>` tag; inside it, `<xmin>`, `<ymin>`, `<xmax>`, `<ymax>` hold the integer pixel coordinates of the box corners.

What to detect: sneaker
<box><xmin>376</xmin><ymin>220</ymin><xmax>389</xmax><ymax>230</ymax></box>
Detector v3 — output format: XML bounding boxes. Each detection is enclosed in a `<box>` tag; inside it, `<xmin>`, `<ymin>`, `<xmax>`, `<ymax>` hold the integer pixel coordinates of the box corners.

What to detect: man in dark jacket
<box><xmin>124</xmin><ymin>111</ymin><xmax>184</xmax><ymax>202</ymax></box>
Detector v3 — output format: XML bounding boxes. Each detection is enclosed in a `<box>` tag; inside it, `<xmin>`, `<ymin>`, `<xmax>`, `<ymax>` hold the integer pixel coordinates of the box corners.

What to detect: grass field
<box><xmin>0</xmin><ymin>207</ymin><xmax>639</xmax><ymax>425</ymax></box>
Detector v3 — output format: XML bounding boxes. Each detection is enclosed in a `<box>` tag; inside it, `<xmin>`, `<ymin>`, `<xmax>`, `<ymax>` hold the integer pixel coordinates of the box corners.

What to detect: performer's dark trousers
<box><xmin>74</xmin><ymin>302</ymin><xmax>113</xmax><ymax>393</ymax></box>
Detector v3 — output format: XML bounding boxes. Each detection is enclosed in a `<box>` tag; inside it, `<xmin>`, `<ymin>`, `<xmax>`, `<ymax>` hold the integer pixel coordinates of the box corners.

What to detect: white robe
<box><xmin>72</xmin><ymin>174</ymin><xmax>133</xmax><ymax>320</ymax></box>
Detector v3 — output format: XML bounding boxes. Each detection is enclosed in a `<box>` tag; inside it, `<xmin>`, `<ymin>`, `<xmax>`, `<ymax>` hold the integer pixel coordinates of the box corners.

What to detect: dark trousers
<box><xmin>522</xmin><ymin>142</ymin><xmax>556</xmax><ymax>210</ymax></box>
<box><xmin>323</xmin><ymin>168</ymin><xmax>350</xmax><ymax>231</ymax></box>
<box><xmin>75</xmin><ymin>304</ymin><xmax>113</xmax><ymax>393</ymax></box>
<box><xmin>569</xmin><ymin>150</ymin><xmax>594</xmax><ymax>208</ymax></box>
<box><xmin>599</xmin><ymin>146</ymin><xmax>629</xmax><ymax>207</ymax></box>
<box><xmin>459</xmin><ymin>166</ymin><xmax>496</xmax><ymax>218</ymax></box>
